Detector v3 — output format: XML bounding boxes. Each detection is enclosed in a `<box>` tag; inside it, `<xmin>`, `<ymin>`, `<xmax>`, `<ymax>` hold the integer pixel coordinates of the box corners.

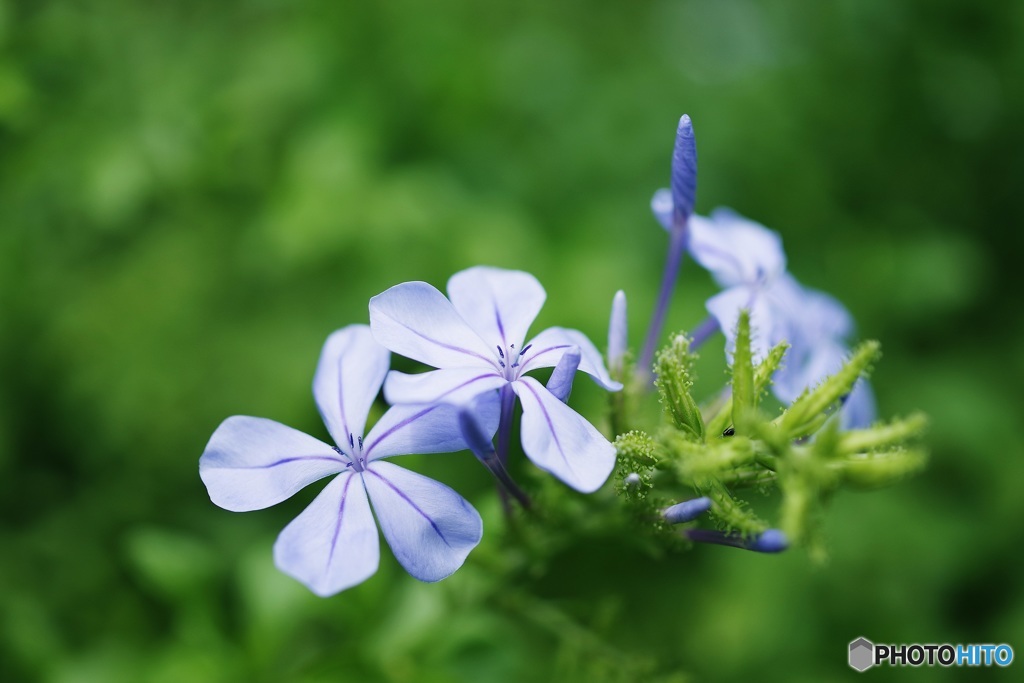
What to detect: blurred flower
<box><xmin>199</xmin><ymin>325</ymin><xmax>492</xmax><ymax>596</ymax></box>
<box><xmin>370</xmin><ymin>266</ymin><xmax>621</xmax><ymax>493</ymax></box>
<box><xmin>652</xmin><ymin>204</ymin><xmax>874</xmax><ymax>427</ymax></box>
<box><xmin>772</xmin><ymin>285</ymin><xmax>877</xmax><ymax>428</ymax></box>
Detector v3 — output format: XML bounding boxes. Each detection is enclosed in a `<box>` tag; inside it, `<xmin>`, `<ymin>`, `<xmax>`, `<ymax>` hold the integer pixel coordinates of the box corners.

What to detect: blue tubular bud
<box><xmin>670</xmin><ymin>114</ymin><xmax>698</xmax><ymax>225</ymax></box>
<box><xmin>607</xmin><ymin>290</ymin><xmax>627</xmax><ymax>377</ymax></box>
<box><xmin>747</xmin><ymin>529</ymin><xmax>789</xmax><ymax>553</ymax></box>
<box><xmin>686</xmin><ymin>528</ymin><xmax>790</xmax><ymax>553</ymax></box>
<box><xmin>639</xmin><ymin>116</ymin><xmax>698</xmax><ymax>376</ymax></box>
<box><xmin>546</xmin><ymin>346</ymin><xmax>582</xmax><ymax>403</ymax></box>
<box><xmin>662</xmin><ymin>497</ymin><xmax>713</xmax><ymax>524</ymax></box>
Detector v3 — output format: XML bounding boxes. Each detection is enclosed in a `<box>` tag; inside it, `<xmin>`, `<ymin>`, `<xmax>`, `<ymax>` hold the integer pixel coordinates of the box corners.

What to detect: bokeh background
<box><xmin>2</xmin><ymin>1</ymin><xmax>1021</xmax><ymax>681</ymax></box>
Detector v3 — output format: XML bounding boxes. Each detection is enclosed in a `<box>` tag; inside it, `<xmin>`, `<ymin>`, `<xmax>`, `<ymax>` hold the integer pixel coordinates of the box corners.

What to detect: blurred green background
<box><xmin>2</xmin><ymin>0</ymin><xmax>1021</xmax><ymax>681</ymax></box>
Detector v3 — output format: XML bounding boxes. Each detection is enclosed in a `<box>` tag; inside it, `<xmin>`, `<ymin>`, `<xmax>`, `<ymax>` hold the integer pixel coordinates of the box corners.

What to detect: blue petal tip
<box><xmin>750</xmin><ymin>529</ymin><xmax>789</xmax><ymax>553</ymax></box>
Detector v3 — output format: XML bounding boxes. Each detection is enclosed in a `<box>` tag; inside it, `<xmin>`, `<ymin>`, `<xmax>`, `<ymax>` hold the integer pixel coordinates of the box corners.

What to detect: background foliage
<box><xmin>2</xmin><ymin>1</ymin><xmax>1021</xmax><ymax>681</ymax></box>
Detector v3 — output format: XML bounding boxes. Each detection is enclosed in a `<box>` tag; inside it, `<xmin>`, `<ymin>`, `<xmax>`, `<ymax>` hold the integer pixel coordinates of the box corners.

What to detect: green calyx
<box><xmin>612</xmin><ymin>316</ymin><xmax>928</xmax><ymax>557</ymax></box>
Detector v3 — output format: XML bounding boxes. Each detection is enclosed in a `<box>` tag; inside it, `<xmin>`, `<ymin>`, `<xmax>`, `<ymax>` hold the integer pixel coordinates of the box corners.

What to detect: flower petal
<box><xmin>363</xmin><ymin>391</ymin><xmax>501</xmax><ymax>461</ymax></box>
<box><xmin>383</xmin><ymin>367</ymin><xmax>506</xmax><ymax>406</ymax></box>
<box><xmin>773</xmin><ymin>337</ymin><xmax>847</xmax><ymax>404</ymax></box>
<box><xmin>512</xmin><ymin>377</ymin><xmax>615</xmax><ymax>493</ymax></box>
<box><xmin>545</xmin><ymin>346</ymin><xmax>581</xmax><ymax>402</ymax></box>
<box><xmin>841</xmin><ymin>379</ymin><xmax>876</xmax><ymax>430</ymax></box>
<box><xmin>363</xmin><ymin>461</ymin><xmax>482</xmax><ymax>582</ymax></box>
<box><xmin>705</xmin><ymin>285</ymin><xmax>791</xmax><ymax>363</ymax></box>
<box><xmin>520</xmin><ymin>327</ymin><xmax>622</xmax><ymax>391</ymax></box>
<box><xmin>798</xmin><ymin>286</ymin><xmax>854</xmax><ymax>340</ymax></box>
<box><xmin>313</xmin><ymin>325</ymin><xmax>390</xmax><ymax>452</ymax></box>
<box><xmin>369</xmin><ymin>281</ymin><xmax>496</xmax><ymax>370</ymax></box>
<box><xmin>447</xmin><ymin>266</ymin><xmax>547</xmax><ymax>349</ymax></box>
<box><xmin>272</xmin><ymin>471</ymin><xmax>380</xmax><ymax>597</ymax></box>
<box><xmin>651</xmin><ymin>188</ymin><xmax>674</xmax><ymax>232</ymax></box>
<box><xmin>199</xmin><ymin>416</ymin><xmax>347</xmax><ymax>512</ymax></box>
<box><xmin>689</xmin><ymin>208</ymin><xmax>787</xmax><ymax>288</ymax></box>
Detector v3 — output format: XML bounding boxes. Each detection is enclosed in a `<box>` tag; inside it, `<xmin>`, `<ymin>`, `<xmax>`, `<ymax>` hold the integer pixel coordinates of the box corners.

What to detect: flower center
<box><xmin>337</xmin><ymin>433</ymin><xmax>365</xmax><ymax>472</ymax></box>
<box><xmin>496</xmin><ymin>343</ymin><xmax>532</xmax><ymax>381</ymax></box>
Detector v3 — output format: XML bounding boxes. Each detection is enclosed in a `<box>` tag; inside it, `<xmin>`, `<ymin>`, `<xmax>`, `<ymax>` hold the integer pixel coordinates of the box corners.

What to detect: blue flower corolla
<box><xmin>651</xmin><ymin>204</ymin><xmax>875</xmax><ymax>427</ymax></box>
<box><xmin>771</xmin><ymin>288</ymin><xmax>877</xmax><ymax>429</ymax></box>
<box><xmin>369</xmin><ymin>266</ymin><xmax>622</xmax><ymax>493</ymax></box>
<box><xmin>199</xmin><ymin>325</ymin><xmax>496</xmax><ymax>597</ymax></box>
<box><xmin>651</xmin><ymin>204</ymin><xmax>793</xmax><ymax>361</ymax></box>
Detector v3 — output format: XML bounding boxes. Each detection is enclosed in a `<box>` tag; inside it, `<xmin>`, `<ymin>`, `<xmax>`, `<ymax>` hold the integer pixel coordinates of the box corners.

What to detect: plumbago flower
<box><xmin>651</xmin><ymin>129</ymin><xmax>874</xmax><ymax>427</ymax></box>
<box><xmin>654</xmin><ymin>205</ymin><xmax>876</xmax><ymax>427</ymax></box>
<box><xmin>771</xmin><ymin>287</ymin><xmax>877</xmax><ymax>429</ymax></box>
<box><xmin>199</xmin><ymin>325</ymin><xmax>496</xmax><ymax>596</ymax></box>
<box><xmin>369</xmin><ymin>266</ymin><xmax>622</xmax><ymax>493</ymax></box>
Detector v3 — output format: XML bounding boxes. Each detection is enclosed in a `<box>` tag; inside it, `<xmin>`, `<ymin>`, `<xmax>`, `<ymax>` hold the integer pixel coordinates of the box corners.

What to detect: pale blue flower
<box><xmin>652</xmin><ymin>203</ymin><xmax>875</xmax><ymax>427</ymax></box>
<box><xmin>772</xmin><ymin>283</ymin><xmax>876</xmax><ymax>429</ymax></box>
<box><xmin>199</xmin><ymin>325</ymin><xmax>495</xmax><ymax>596</ymax></box>
<box><xmin>652</xmin><ymin>205</ymin><xmax>793</xmax><ymax>361</ymax></box>
<box><xmin>369</xmin><ymin>266</ymin><xmax>621</xmax><ymax>493</ymax></box>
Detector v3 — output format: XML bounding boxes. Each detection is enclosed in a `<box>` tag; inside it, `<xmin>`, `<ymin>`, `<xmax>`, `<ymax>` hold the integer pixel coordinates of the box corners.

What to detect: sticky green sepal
<box><xmin>654</xmin><ymin>333</ymin><xmax>705</xmax><ymax>442</ymax></box>
<box><xmin>778</xmin><ymin>340</ymin><xmax>881</xmax><ymax>438</ymax></box>
<box><xmin>706</xmin><ymin>340</ymin><xmax>789</xmax><ymax>439</ymax></box>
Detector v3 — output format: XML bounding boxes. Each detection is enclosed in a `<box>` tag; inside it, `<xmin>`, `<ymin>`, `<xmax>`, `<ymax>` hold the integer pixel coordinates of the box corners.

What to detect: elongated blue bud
<box><xmin>662</xmin><ymin>497</ymin><xmax>712</xmax><ymax>524</ymax></box>
<box><xmin>546</xmin><ymin>346</ymin><xmax>581</xmax><ymax>403</ymax></box>
<box><xmin>686</xmin><ymin>528</ymin><xmax>789</xmax><ymax>553</ymax></box>
<box><xmin>671</xmin><ymin>114</ymin><xmax>698</xmax><ymax>225</ymax></box>
<box><xmin>639</xmin><ymin>115</ymin><xmax>698</xmax><ymax>375</ymax></box>
<box><xmin>608</xmin><ymin>290</ymin><xmax>627</xmax><ymax>377</ymax></box>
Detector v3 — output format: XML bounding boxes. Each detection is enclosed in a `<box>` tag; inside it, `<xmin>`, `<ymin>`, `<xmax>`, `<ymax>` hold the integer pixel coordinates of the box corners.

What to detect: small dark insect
<box><xmin>722</xmin><ymin>426</ymin><xmax>735</xmax><ymax>437</ymax></box>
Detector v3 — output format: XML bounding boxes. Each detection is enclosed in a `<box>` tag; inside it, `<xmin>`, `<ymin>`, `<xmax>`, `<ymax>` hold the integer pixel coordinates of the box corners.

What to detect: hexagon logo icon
<box><xmin>849</xmin><ymin>637</ymin><xmax>875</xmax><ymax>672</ymax></box>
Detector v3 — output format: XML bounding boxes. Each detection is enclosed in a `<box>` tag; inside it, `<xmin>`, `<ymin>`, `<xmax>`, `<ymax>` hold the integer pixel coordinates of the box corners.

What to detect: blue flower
<box><xmin>771</xmin><ymin>285</ymin><xmax>877</xmax><ymax>429</ymax></box>
<box><xmin>651</xmin><ymin>204</ymin><xmax>875</xmax><ymax>427</ymax></box>
<box><xmin>369</xmin><ymin>266</ymin><xmax>621</xmax><ymax>493</ymax></box>
<box><xmin>199</xmin><ymin>325</ymin><xmax>494</xmax><ymax>597</ymax></box>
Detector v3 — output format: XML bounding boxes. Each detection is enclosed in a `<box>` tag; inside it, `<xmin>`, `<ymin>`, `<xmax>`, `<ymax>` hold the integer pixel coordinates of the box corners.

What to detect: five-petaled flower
<box><xmin>369</xmin><ymin>266</ymin><xmax>622</xmax><ymax>493</ymax></box>
<box><xmin>199</xmin><ymin>325</ymin><xmax>495</xmax><ymax>596</ymax></box>
<box><xmin>651</xmin><ymin>202</ymin><xmax>875</xmax><ymax>428</ymax></box>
